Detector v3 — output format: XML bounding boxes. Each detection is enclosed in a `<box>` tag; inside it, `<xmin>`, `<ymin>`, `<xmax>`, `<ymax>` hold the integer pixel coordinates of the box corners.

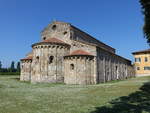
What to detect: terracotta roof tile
<box><xmin>32</xmin><ymin>38</ymin><xmax>70</xmax><ymax>47</ymax></box>
<box><xmin>42</xmin><ymin>38</ymin><xmax>66</xmax><ymax>44</ymax></box>
<box><xmin>21</xmin><ymin>56</ymin><xmax>33</xmax><ymax>61</ymax></box>
<box><xmin>132</xmin><ymin>49</ymin><xmax>150</xmax><ymax>54</ymax></box>
<box><xmin>66</xmin><ymin>49</ymin><xmax>93</xmax><ymax>56</ymax></box>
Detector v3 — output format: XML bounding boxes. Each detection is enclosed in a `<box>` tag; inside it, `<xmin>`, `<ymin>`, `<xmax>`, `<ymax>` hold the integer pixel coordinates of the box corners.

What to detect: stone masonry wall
<box><xmin>20</xmin><ymin>60</ymin><xmax>32</xmax><ymax>81</ymax></box>
<box><xmin>41</xmin><ymin>21</ymin><xmax>72</xmax><ymax>44</ymax></box>
<box><xmin>96</xmin><ymin>47</ymin><xmax>135</xmax><ymax>83</ymax></box>
<box><xmin>64</xmin><ymin>56</ymin><xmax>96</xmax><ymax>85</ymax></box>
<box><xmin>31</xmin><ymin>44</ymin><xmax>70</xmax><ymax>83</ymax></box>
<box><xmin>70</xmin><ymin>40</ymin><xmax>97</xmax><ymax>56</ymax></box>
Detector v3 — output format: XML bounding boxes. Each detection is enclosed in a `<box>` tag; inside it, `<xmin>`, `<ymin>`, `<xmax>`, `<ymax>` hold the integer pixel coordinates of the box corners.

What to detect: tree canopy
<box><xmin>0</xmin><ymin>61</ymin><xmax>20</xmax><ymax>75</ymax></box>
<box><xmin>140</xmin><ymin>0</ymin><xmax>150</xmax><ymax>44</ymax></box>
<box><xmin>17</xmin><ymin>62</ymin><xmax>20</xmax><ymax>72</ymax></box>
<box><xmin>0</xmin><ymin>61</ymin><xmax>2</xmax><ymax>70</ymax></box>
<box><xmin>10</xmin><ymin>61</ymin><xmax>15</xmax><ymax>71</ymax></box>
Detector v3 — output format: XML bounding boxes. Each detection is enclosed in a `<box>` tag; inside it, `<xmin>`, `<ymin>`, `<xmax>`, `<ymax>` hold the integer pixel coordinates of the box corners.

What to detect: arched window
<box><xmin>116</xmin><ymin>66</ymin><xmax>119</xmax><ymax>79</ymax></box>
<box><xmin>70</xmin><ymin>64</ymin><xmax>74</xmax><ymax>70</ymax></box>
<box><xmin>36</xmin><ymin>56</ymin><xmax>39</xmax><ymax>63</ymax></box>
<box><xmin>49</xmin><ymin>56</ymin><xmax>54</xmax><ymax>64</ymax></box>
<box><xmin>52</xmin><ymin>25</ymin><xmax>57</xmax><ymax>30</ymax></box>
<box><xmin>43</xmin><ymin>37</ymin><xmax>46</xmax><ymax>40</ymax></box>
<box><xmin>115</xmin><ymin>66</ymin><xmax>118</xmax><ymax>71</ymax></box>
<box><xmin>63</xmin><ymin>31</ymin><xmax>67</xmax><ymax>35</ymax></box>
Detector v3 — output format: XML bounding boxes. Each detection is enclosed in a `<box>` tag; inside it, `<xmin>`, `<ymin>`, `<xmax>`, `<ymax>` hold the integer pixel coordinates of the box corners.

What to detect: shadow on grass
<box><xmin>12</xmin><ymin>77</ymin><xmax>20</xmax><ymax>81</ymax></box>
<box><xmin>91</xmin><ymin>82</ymin><xmax>150</xmax><ymax>113</ymax></box>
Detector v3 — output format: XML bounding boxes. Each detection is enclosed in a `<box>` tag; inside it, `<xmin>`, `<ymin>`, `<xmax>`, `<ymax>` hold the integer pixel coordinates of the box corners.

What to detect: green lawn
<box><xmin>0</xmin><ymin>75</ymin><xmax>149</xmax><ymax>113</ymax></box>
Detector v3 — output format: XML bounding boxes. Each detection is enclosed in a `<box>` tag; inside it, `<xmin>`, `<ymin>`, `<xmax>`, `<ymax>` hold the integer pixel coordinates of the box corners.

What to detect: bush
<box><xmin>0</xmin><ymin>72</ymin><xmax>20</xmax><ymax>75</ymax></box>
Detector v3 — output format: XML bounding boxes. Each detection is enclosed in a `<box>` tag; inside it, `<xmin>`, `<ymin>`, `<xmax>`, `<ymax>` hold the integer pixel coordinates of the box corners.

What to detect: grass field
<box><xmin>0</xmin><ymin>75</ymin><xmax>149</xmax><ymax>113</ymax></box>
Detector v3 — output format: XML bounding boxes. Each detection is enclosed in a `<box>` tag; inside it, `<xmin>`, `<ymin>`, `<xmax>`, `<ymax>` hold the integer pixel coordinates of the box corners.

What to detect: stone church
<box><xmin>20</xmin><ymin>21</ymin><xmax>135</xmax><ymax>85</ymax></box>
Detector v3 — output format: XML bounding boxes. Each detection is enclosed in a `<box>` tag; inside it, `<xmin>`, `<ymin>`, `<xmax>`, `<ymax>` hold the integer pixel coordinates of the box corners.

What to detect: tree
<box><xmin>0</xmin><ymin>61</ymin><xmax>2</xmax><ymax>72</ymax></box>
<box><xmin>0</xmin><ymin>61</ymin><xmax>2</xmax><ymax>70</ymax></box>
<box><xmin>10</xmin><ymin>61</ymin><xmax>15</xmax><ymax>72</ymax></box>
<box><xmin>140</xmin><ymin>0</ymin><xmax>150</xmax><ymax>44</ymax></box>
<box><xmin>17</xmin><ymin>62</ymin><xmax>20</xmax><ymax>72</ymax></box>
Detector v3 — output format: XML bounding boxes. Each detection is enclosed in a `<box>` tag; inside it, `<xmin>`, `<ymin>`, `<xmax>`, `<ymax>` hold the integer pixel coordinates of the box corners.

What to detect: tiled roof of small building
<box><xmin>65</xmin><ymin>49</ymin><xmax>93</xmax><ymax>57</ymax></box>
<box><xmin>21</xmin><ymin>56</ymin><xmax>33</xmax><ymax>61</ymax></box>
<box><xmin>132</xmin><ymin>49</ymin><xmax>150</xmax><ymax>54</ymax></box>
<box><xmin>32</xmin><ymin>38</ymin><xmax>70</xmax><ymax>47</ymax></box>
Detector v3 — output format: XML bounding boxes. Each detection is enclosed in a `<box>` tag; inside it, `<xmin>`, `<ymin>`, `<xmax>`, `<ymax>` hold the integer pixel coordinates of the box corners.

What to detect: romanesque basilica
<box><xmin>21</xmin><ymin>21</ymin><xmax>134</xmax><ymax>85</ymax></box>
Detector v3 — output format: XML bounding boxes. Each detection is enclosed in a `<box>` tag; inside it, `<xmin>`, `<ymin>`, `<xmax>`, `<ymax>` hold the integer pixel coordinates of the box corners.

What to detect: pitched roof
<box><xmin>43</xmin><ymin>38</ymin><xmax>66</xmax><ymax>43</ymax></box>
<box><xmin>132</xmin><ymin>49</ymin><xmax>150</xmax><ymax>55</ymax></box>
<box><xmin>32</xmin><ymin>38</ymin><xmax>70</xmax><ymax>47</ymax></box>
<box><xmin>21</xmin><ymin>56</ymin><xmax>33</xmax><ymax>61</ymax></box>
<box><xmin>70</xmin><ymin>25</ymin><xmax>115</xmax><ymax>53</ymax></box>
<box><xmin>65</xmin><ymin>49</ymin><xmax>93</xmax><ymax>57</ymax></box>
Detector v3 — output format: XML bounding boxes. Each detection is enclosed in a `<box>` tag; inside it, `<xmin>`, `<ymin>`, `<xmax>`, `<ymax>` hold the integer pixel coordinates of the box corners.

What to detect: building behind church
<box><xmin>20</xmin><ymin>21</ymin><xmax>135</xmax><ymax>85</ymax></box>
<box><xmin>132</xmin><ymin>49</ymin><xmax>150</xmax><ymax>76</ymax></box>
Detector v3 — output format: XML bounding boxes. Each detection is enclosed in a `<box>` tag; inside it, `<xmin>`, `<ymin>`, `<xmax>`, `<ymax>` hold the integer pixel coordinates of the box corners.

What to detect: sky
<box><xmin>0</xmin><ymin>0</ymin><xmax>149</xmax><ymax>67</ymax></box>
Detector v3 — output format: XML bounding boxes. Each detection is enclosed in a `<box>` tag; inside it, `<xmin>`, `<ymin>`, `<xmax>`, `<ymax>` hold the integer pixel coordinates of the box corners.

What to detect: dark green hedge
<box><xmin>0</xmin><ymin>72</ymin><xmax>20</xmax><ymax>75</ymax></box>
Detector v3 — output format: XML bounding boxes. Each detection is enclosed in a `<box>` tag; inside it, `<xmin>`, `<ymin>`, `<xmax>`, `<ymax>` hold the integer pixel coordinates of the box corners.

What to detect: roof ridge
<box><xmin>32</xmin><ymin>37</ymin><xmax>70</xmax><ymax>47</ymax></box>
<box><xmin>68</xmin><ymin>49</ymin><xmax>93</xmax><ymax>56</ymax></box>
<box><xmin>132</xmin><ymin>48</ymin><xmax>150</xmax><ymax>54</ymax></box>
<box><xmin>21</xmin><ymin>56</ymin><xmax>33</xmax><ymax>61</ymax></box>
<box><xmin>43</xmin><ymin>37</ymin><xmax>64</xmax><ymax>42</ymax></box>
